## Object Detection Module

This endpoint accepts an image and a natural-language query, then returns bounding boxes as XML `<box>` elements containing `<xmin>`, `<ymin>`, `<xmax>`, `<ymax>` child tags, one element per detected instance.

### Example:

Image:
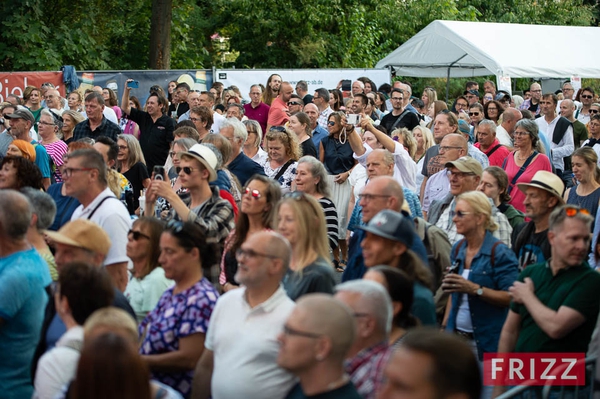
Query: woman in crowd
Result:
<box><xmin>61</xmin><ymin>110</ymin><xmax>85</xmax><ymax>144</ymax></box>
<box><xmin>421</xmin><ymin>87</ymin><xmax>437</xmax><ymax>111</ymax></box>
<box><xmin>442</xmin><ymin>191</ymin><xmax>519</xmax><ymax>372</ymax></box>
<box><xmin>484</xmin><ymin>100</ymin><xmax>504</xmax><ymax>125</ymax></box>
<box><xmin>426</xmin><ymin>100</ymin><xmax>448</xmax><ymax>130</ymax></box>
<box><xmin>294</xmin><ymin>156</ymin><xmax>339</xmax><ymax>256</ymax></box>
<box><xmin>391</xmin><ymin>127</ymin><xmax>417</xmax><ymax>160</ymax></box>
<box><xmin>364</xmin><ymin>79</ymin><xmax>377</xmax><ymax>94</ymax></box>
<box><xmin>564</xmin><ymin>147</ymin><xmax>600</xmax><ymax>218</ymax></box>
<box><xmin>262</xmin><ymin>126</ymin><xmax>301</xmax><ymax>193</ymax></box>
<box><xmin>67</xmin><ymin>91</ymin><xmax>83</xmax><ymax>112</ymax></box>
<box><xmin>477</xmin><ymin>166</ymin><xmax>524</xmax><ymax>229</ymax></box>
<box><xmin>288</xmin><ymin>112</ymin><xmax>317</xmax><ymax>158</ymax></box>
<box><xmin>46</xmin><ymin>142</ymin><xmax>90</xmax><ymax>231</ymax></box>
<box><xmin>503</xmin><ymin>119</ymin><xmax>552</xmax><ymax>213</ymax></box>
<box><xmin>412</xmin><ymin>125</ymin><xmax>434</xmax><ymax>167</ymax></box>
<box><xmin>220</xmin><ymin>175</ymin><xmax>281</xmax><ymax>290</ymax></box>
<box><xmin>329</xmin><ymin>89</ymin><xmax>343</xmax><ymax>112</ymax></box>
<box><xmin>24</xmin><ymin>86</ymin><xmax>43</xmax><ymax>130</ymax></box>
<box><xmin>320</xmin><ymin>111</ymin><xmax>356</xmax><ymax>266</ymax></box>
<box><xmin>140</xmin><ymin>220</ymin><xmax>219</xmax><ymax>398</ymax></box>
<box><xmin>0</xmin><ymin>156</ymin><xmax>44</xmax><ymax>190</ymax></box>
<box><xmin>117</xmin><ymin>134</ymin><xmax>150</xmax><ymax>209</ymax></box>
<box><xmin>374</xmin><ymin>92</ymin><xmax>388</xmax><ymax>116</ymax></box>
<box><xmin>482</xmin><ymin>93</ymin><xmax>494</xmax><ymax>105</ymax></box>
<box><xmin>103</xmin><ymin>87</ymin><xmax>122</xmax><ymax>121</ymax></box>
<box><xmin>125</xmin><ymin>217</ymin><xmax>173</xmax><ymax>323</ymax></box>
<box><xmin>364</xmin><ymin>95</ymin><xmax>379</xmax><ymax>121</ymax></box>
<box><xmin>364</xmin><ymin>266</ymin><xmax>418</xmax><ymax>347</ymax></box>
<box><xmin>277</xmin><ymin>192</ymin><xmax>336</xmax><ymax>300</ymax></box>
<box><xmin>167</xmin><ymin>80</ymin><xmax>177</xmax><ymax>104</ymax></box>
<box><xmin>121</xmin><ymin>96</ymin><xmax>141</xmax><ymax>139</ymax></box>
<box><xmin>6</xmin><ymin>139</ymin><xmax>36</xmax><ymax>162</ymax></box>
<box><xmin>166</xmin><ymin>138</ymin><xmax>197</xmax><ymax>181</ymax></box>
<box><xmin>38</xmin><ymin>109</ymin><xmax>68</xmax><ymax>182</ymax></box>
<box><xmin>242</xmin><ymin>120</ymin><xmax>267</xmax><ymax>164</ymax></box>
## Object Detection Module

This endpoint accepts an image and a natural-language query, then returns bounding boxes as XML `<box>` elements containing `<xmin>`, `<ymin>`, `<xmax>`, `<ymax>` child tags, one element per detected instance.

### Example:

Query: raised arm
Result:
<box><xmin>122</xmin><ymin>80</ymin><xmax>132</xmax><ymax>115</ymax></box>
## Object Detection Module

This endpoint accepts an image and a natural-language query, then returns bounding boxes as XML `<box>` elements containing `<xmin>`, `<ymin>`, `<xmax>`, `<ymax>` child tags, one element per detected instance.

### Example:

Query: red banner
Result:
<box><xmin>0</xmin><ymin>72</ymin><xmax>65</xmax><ymax>102</ymax></box>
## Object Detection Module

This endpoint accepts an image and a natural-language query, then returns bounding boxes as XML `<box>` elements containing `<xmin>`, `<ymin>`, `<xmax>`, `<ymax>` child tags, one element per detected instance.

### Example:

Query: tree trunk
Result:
<box><xmin>149</xmin><ymin>0</ymin><xmax>172</xmax><ymax>69</ymax></box>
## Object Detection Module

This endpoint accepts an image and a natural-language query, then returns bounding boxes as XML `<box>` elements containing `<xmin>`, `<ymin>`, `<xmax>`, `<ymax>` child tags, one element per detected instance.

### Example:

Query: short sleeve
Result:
<box><xmin>562</xmin><ymin>272</ymin><xmax>600</xmax><ymax>319</ymax></box>
<box><xmin>177</xmin><ymin>286</ymin><xmax>218</xmax><ymax>338</ymax></box>
<box><xmin>0</xmin><ymin>268</ymin><xmax>30</xmax><ymax>320</ymax></box>
<box><xmin>34</xmin><ymin>146</ymin><xmax>51</xmax><ymax>178</ymax></box>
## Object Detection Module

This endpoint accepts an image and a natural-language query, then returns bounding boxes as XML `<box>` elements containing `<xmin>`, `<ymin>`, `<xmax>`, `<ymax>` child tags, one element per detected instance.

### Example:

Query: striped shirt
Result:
<box><xmin>318</xmin><ymin>197</ymin><xmax>339</xmax><ymax>251</ymax></box>
<box><xmin>42</xmin><ymin>140</ymin><xmax>68</xmax><ymax>182</ymax></box>
<box><xmin>317</xmin><ymin>106</ymin><xmax>333</xmax><ymax>131</ymax></box>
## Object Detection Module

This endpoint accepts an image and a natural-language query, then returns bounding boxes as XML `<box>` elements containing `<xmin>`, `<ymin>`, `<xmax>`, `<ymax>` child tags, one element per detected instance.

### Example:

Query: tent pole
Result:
<box><xmin>446</xmin><ymin>66</ymin><xmax>451</xmax><ymax>102</ymax></box>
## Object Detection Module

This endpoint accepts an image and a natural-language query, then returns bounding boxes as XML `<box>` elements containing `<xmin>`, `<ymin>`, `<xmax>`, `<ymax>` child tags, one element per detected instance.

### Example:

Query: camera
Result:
<box><xmin>347</xmin><ymin>114</ymin><xmax>361</xmax><ymax>125</ymax></box>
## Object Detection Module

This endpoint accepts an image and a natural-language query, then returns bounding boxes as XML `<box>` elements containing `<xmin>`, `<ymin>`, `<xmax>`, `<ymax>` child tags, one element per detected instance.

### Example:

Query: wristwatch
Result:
<box><xmin>476</xmin><ymin>286</ymin><xmax>484</xmax><ymax>296</ymax></box>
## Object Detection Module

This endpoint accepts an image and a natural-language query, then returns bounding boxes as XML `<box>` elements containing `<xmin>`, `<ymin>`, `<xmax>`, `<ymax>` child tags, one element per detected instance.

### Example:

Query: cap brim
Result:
<box><xmin>356</xmin><ymin>225</ymin><xmax>402</xmax><ymax>243</ymax></box>
<box><xmin>44</xmin><ymin>230</ymin><xmax>87</xmax><ymax>249</ymax></box>
<box><xmin>181</xmin><ymin>152</ymin><xmax>217</xmax><ymax>182</ymax></box>
<box><xmin>517</xmin><ymin>182</ymin><xmax>565</xmax><ymax>204</ymax></box>
<box><xmin>444</xmin><ymin>161</ymin><xmax>471</xmax><ymax>173</ymax></box>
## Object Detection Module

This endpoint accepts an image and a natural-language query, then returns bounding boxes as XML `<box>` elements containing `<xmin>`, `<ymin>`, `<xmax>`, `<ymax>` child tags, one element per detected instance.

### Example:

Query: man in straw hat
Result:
<box><xmin>511</xmin><ymin>170</ymin><xmax>564</xmax><ymax>271</ymax></box>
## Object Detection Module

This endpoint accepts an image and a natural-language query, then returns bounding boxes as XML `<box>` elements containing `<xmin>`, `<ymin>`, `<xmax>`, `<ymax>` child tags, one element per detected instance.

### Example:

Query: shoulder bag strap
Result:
<box><xmin>485</xmin><ymin>144</ymin><xmax>502</xmax><ymax>158</ymax></box>
<box><xmin>390</xmin><ymin>109</ymin><xmax>410</xmax><ymax>131</ymax></box>
<box><xmin>507</xmin><ymin>151</ymin><xmax>538</xmax><ymax>195</ymax></box>
<box><xmin>274</xmin><ymin>159</ymin><xmax>294</xmax><ymax>181</ymax></box>
<box><xmin>87</xmin><ymin>196</ymin><xmax>117</xmax><ymax>220</ymax></box>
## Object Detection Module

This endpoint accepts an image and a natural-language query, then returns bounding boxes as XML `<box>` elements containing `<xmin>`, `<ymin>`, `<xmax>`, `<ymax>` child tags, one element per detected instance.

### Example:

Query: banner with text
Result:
<box><xmin>0</xmin><ymin>72</ymin><xmax>64</xmax><ymax>103</ymax></box>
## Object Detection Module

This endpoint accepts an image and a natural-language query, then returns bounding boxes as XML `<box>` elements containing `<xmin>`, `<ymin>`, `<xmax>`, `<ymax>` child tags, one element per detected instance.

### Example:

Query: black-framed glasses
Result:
<box><xmin>60</xmin><ymin>167</ymin><xmax>95</xmax><ymax>178</ymax></box>
<box><xmin>235</xmin><ymin>248</ymin><xmax>279</xmax><ymax>261</ymax></box>
<box><xmin>190</xmin><ymin>117</ymin><xmax>201</xmax><ymax>123</ymax></box>
<box><xmin>282</xmin><ymin>325</ymin><xmax>322</xmax><ymax>339</ymax></box>
<box><xmin>176</xmin><ymin>166</ymin><xmax>198</xmax><ymax>175</ymax></box>
<box><xmin>468</xmin><ymin>112</ymin><xmax>480</xmax><ymax>116</ymax></box>
<box><xmin>128</xmin><ymin>229</ymin><xmax>150</xmax><ymax>241</ymax></box>
<box><xmin>357</xmin><ymin>193</ymin><xmax>391</xmax><ymax>202</ymax></box>
<box><xmin>391</xmin><ymin>97</ymin><xmax>403</xmax><ymax>101</ymax></box>
<box><xmin>244</xmin><ymin>187</ymin><xmax>262</xmax><ymax>199</ymax></box>
<box><xmin>590</xmin><ymin>110</ymin><xmax>599</xmax><ymax>114</ymax></box>
<box><xmin>118</xmin><ymin>145</ymin><xmax>128</xmax><ymax>150</ymax></box>
<box><xmin>287</xmin><ymin>101</ymin><xmax>302</xmax><ymax>106</ymax></box>
<box><xmin>446</xmin><ymin>170</ymin><xmax>476</xmax><ymax>179</ymax></box>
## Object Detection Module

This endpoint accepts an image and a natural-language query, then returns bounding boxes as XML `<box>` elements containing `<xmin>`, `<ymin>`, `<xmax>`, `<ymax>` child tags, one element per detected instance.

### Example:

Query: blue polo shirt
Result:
<box><xmin>227</xmin><ymin>151</ymin><xmax>266</xmax><ymax>186</ymax></box>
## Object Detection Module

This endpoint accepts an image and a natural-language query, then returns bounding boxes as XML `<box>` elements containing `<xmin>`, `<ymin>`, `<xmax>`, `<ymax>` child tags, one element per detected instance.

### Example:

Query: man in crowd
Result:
<box><xmin>428</xmin><ymin>157</ymin><xmax>512</xmax><ymax>246</ymax></box>
<box><xmin>226</xmin><ymin>103</ymin><xmax>244</xmax><ymax>121</ymax></box>
<box><xmin>335</xmin><ymin>280</ymin><xmax>393</xmax><ymax>399</ymax></box>
<box><xmin>536</xmin><ymin>93</ymin><xmax>574</xmax><ymax>180</ymax></box>
<box><xmin>468</xmin><ymin>103</ymin><xmax>484</xmax><ymax>126</ymax></box>
<box><xmin>465</xmin><ymin>89</ymin><xmax>480</xmax><ymax>106</ymax></box>
<box><xmin>220</xmin><ymin>118</ymin><xmax>266</xmax><ymax>185</ymax></box>
<box><xmin>511</xmin><ymin>170</ymin><xmax>563</xmax><ymax>270</ymax></box>
<box><xmin>73</xmin><ymin>92</ymin><xmax>121</xmax><ymax>142</ymax></box>
<box><xmin>483</xmin><ymin>80</ymin><xmax>496</xmax><ymax>97</ymax></box>
<box><xmin>393</xmin><ymin>81</ymin><xmax>419</xmax><ymax>114</ymax></box>
<box><xmin>198</xmin><ymin>91</ymin><xmax>225</xmax><ymax>133</ymax></box>
<box><xmin>177</xmin><ymin>90</ymin><xmax>202</xmax><ymax>122</ymax></box>
<box><xmin>0</xmin><ymin>103</ymin><xmax>15</xmax><ymax>155</ymax></box>
<box><xmin>560</xmin><ymin>99</ymin><xmax>587</xmax><ymax>148</ymax></box>
<box><xmin>351</xmin><ymin>94</ymin><xmax>368</xmax><ymax>116</ymax></box>
<box><xmin>380</xmin><ymin>88</ymin><xmax>420</xmax><ymax>133</ymax></box>
<box><xmin>44</xmin><ymin>88</ymin><xmax>65</xmax><ymax>115</ymax></box>
<box><xmin>0</xmin><ymin>190</ymin><xmax>51</xmax><ymax>398</ymax></box>
<box><xmin>287</xmin><ymin>95</ymin><xmax>304</xmax><ymax>116</ymax></box>
<box><xmin>243</xmin><ymin>84</ymin><xmax>270</xmax><ymax>133</ymax></box>
<box><xmin>577</xmin><ymin>87</ymin><xmax>595</xmax><ymax>124</ymax></box>
<box><xmin>473</xmin><ymin>119</ymin><xmax>510</xmax><ymax>167</ymax></box>
<box><xmin>122</xmin><ymin>79</ymin><xmax>175</xmax><ymax>173</ymax></box>
<box><xmin>173</xmin><ymin>82</ymin><xmax>191</xmax><ymax>118</ymax></box>
<box><xmin>313</xmin><ymin>88</ymin><xmax>333</xmax><ymax>130</ymax></box>
<box><xmin>519</xmin><ymin>82</ymin><xmax>543</xmax><ymax>117</ymax></box>
<box><xmin>192</xmin><ymin>232</ymin><xmax>296</xmax><ymax>399</ymax></box>
<box><xmin>379</xmin><ymin>329</ymin><xmax>481</xmax><ymax>399</ymax></box>
<box><xmin>495</xmin><ymin>107</ymin><xmax>522</xmax><ymax>146</ymax></box>
<box><xmin>277</xmin><ymin>294</ymin><xmax>361</xmax><ymax>398</ymax></box>
<box><xmin>352</xmin><ymin>80</ymin><xmax>365</xmax><ymax>96</ymax></box>
<box><xmin>5</xmin><ymin>107</ymin><xmax>52</xmax><ymax>189</ymax></box>
<box><xmin>267</xmin><ymin>82</ymin><xmax>294</xmax><ymax>130</ymax></box>
<box><xmin>304</xmin><ymin>103</ymin><xmax>328</xmax><ymax>152</ymax></box>
<box><xmin>63</xmin><ymin>149</ymin><xmax>131</xmax><ymax>291</ymax></box>
<box><xmin>262</xmin><ymin>74</ymin><xmax>282</xmax><ymax>106</ymax></box>
<box><xmin>295</xmin><ymin>80</ymin><xmax>313</xmax><ymax>105</ymax></box>
<box><xmin>496</xmin><ymin>205</ymin><xmax>600</xmax><ymax>395</ymax></box>
<box><xmin>454</xmin><ymin>95</ymin><xmax>469</xmax><ymax>115</ymax></box>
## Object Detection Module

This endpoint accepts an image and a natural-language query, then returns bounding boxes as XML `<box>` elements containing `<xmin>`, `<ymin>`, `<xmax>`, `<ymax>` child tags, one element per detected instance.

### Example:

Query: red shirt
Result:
<box><xmin>267</xmin><ymin>97</ymin><xmax>289</xmax><ymax>127</ymax></box>
<box><xmin>243</xmin><ymin>102</ymin><xmax>270</xmax><ymax>134</ymax></box>
<box><xmin>474</xmin><ymin>138</ymin><xmax>511</xmax><ymax>167</ymax></box>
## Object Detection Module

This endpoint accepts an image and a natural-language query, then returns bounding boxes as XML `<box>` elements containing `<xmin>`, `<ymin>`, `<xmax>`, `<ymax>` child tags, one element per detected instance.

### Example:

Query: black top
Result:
<box><xmin>72</xmin><ymin>116</ymin><xmax>121</xmax><ymax>142</ymax></box>
<box><xmin>127</xmin><ymin>108</ymin><xmax>175</xmax><ymax>173</ymax></box>
<box><xmin>380</xmin><ymin>109</ymin><xmax>420</xmax><ymax>133</ymax></box>
<box><xmin>300</xmin><ymin>138</ymin><xmax>317</xmax><ymax>158</ymax></box>
<box><xmin>321</xmin><ymin>136</ymin><xmax>354</xmax><ymax>175</ymax></box>
<box><xmin>122</xmin><ymin>162</ymin><xmax>150</xmax><ymax>210</ymax></box>
<box><xmin>283</xmin><ymin>258</ymin><xmax>336</xmax><ymax>301</ymax></box>
<box><xmin>285</xmin><ymin>382</ymin><xmax>362</xmax><ymax>399</ymax></box>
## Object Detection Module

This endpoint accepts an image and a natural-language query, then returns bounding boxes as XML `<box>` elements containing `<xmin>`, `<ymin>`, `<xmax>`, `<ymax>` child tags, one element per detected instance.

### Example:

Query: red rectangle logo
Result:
<box><xmin>483</xmin><ymin>353</ymin><xmax>586</xmax><ymax>386</ymax></box>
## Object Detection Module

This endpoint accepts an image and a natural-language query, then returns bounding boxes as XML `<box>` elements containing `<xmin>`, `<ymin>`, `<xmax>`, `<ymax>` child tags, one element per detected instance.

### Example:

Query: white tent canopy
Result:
<box><xmin>376</xmin><ymin>20</ymin><xmax>600</xmax><ymax>78</ymax></box>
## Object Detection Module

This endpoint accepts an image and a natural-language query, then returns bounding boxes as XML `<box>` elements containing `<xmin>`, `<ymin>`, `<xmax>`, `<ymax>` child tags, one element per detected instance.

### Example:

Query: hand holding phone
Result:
<box><xmin>153</xmin><ymin>165</ymin><xmax>165</xmax><ymax>181</ymax></box>
<box><xmin>127</xmin><ymin>80</ymin><xmax>139</xmax><ymax>89</ymax></box>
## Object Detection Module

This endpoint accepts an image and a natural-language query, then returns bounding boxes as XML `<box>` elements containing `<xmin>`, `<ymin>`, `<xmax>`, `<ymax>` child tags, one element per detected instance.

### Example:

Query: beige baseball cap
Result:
<box><xmin>45</xmin><ymin>219</ymin><xmax>111</xmax><ymax>256</ymax></box>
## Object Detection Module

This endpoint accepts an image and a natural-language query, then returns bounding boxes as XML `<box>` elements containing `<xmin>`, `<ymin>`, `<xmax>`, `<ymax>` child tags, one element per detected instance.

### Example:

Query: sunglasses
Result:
<box><xmin>590</xmin><ymin>110</ymin><xmax>599</xmax><ymax>114</ymax></box>
<box><xmin>582</xmin><ymin>95</ymin><xmax>593</xmax><ymax>99</ymax></box>
<box><xmin>128</xmin><ymin>229</ymin><xmax>150</xmax><ymax>241</ymax></box>
<box><xmin>244</xmin><ymin>187</ymin><xmax>262</xmax><ymax>199</ymax></box>
<box><xmin>328</xmin><ymin>121</ymin><xmax>336</xmax><ymax>126</ymax></box>
<box><xmin>563</xmin><ymin>206</ymin><xmax>590</xmax><ymax>217</ymax></box>
<box><xmin>287</xmin><ymin>102</ymin><xmax>302</xmax><ymax>106</ymax></box>
<box><xmin>453</xmin><ymin>210</ymin><xmax>472</xmax><ymax>218</ymax></box>
<box><xmin>468</xmin><ymin>112</ymin><xmax>480</xmax><ymax>116</ymax></box>
<box><xmin>176</xmin><ymin>166</ymin><xmax>198</xmax><ymax>175</ymax></box>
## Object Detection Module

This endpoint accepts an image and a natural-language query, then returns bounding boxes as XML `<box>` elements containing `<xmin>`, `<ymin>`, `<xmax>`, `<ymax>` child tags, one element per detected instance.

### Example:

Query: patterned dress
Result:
<box><xmin>139</xmin><ymin>278</ymin><xmax>219</xmax><ymax>397</ymax></box>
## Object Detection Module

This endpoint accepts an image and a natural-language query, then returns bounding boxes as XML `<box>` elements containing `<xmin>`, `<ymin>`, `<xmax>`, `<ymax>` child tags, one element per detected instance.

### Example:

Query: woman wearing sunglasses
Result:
<box><xmin>124</xmin><ymin>217</ymin><xmax>174</xmax><ymax>323</ymax></box>
<box><xmin>441</xmin><ymin>191</ymin><xmax>518</xmax><ymax>390</ymax></box>
<box><xmin>276</xmin><ymin>192</ymin><xmax>336</xmax><ymax>301</ymax></box>
<box><xmin>219</xmin><ymin>175</ymin><xmax>282</xmax><ymax>291</ymax></box>
<box><xmin>139</xmin><ymin>220</ymin><xmax>219</xmax><ymax>398</ymax></box>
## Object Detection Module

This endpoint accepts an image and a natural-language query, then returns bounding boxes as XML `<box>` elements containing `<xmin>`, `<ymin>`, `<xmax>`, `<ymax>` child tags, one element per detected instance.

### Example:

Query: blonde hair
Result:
<box><xmin>117</xmin><ymin>134</ymin><xmax>146</xmax><ymax>169</ymax></box>
<box><xmin>391</xmin><ymin>127</ymin><xmax>417</xmax><ymax>158</ymax></box>
<box><xmin>265</xmin><ymin>127</ymin><xmax>302</xmax><ymax>161</ymax></box>
<box><xmin>275</xmin><ymin>193</ymin><xmax>330</xmax><ymax>271</ymax></box>
<box><xmin>456</xmin><ymin>191</ymin><xmax>498</xmax><ymax>232</ymax></box>
<box><xmin>83</xmin><ymin>307</ymin><xmax>138</xmax><ymax>343</ymax></box>
<box><xmin>412</xmin><ymin>125</ymin><xmax>434</xmax><ymax>153</ymax></box>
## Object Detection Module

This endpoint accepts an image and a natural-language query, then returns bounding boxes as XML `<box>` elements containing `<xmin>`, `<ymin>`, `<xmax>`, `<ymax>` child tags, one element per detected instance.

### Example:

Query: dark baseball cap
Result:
<box><xmin>4</xmin><ymin>108</ymin><xmax>35</xmax><ymax>124</ymax></box>
<box><xmin>465</xmin><ymin>89</ymin><xmax>480</xmax><ymax>97</ymax></box>
<box><xmin>357</xmin><ymin>209</ymin><xmax>414</xmax><ymax>248</ymax></box>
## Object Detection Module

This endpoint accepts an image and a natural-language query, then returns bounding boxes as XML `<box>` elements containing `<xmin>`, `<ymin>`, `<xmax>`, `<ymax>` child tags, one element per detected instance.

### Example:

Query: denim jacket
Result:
<box><xmin>446</xmin><ymin>231</ymin><xmax>519</xmax><ymax>360</ymax></box>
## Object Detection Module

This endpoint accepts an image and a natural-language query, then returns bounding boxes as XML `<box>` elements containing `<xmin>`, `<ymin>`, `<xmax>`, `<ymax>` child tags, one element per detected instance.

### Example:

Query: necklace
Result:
<box><xmin>516</xmin><ymin>150</ymin><xmax>533</xmax><ymax>161</ymax></box>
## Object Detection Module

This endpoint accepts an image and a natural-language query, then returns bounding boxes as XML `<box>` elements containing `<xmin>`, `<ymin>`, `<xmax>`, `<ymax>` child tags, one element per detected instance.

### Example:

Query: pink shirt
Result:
<box><xmin>267</xmin><ymin>97</ymin><xmax>289</xmax><ymax>127</ymax></box>
<box><xmin>504</xmin><ymin>151</ymin><xmax>552</xmax><ymax>212</ymax></box>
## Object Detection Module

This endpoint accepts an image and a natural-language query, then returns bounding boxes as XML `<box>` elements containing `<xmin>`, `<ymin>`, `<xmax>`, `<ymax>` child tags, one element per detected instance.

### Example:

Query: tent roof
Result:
<box><xmin>376</xmin><ymin>20</ymin><xmax>600</xmax><ymax>78</ymax></box>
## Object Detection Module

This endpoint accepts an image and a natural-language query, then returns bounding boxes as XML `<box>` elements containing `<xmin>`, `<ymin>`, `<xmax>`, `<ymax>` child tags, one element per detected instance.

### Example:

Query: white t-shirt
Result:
<box><xmin>495</xmin><ymin>125</ymin><xmax>512</xmax><ymax>146</ymax></box>
<box><xmin>455</xmin><ymin>269</ymin><xmax>473</xmax><ymax>332</ymax></box>
<box><xmin>81</xmin><ymin>107</ymin><xmax>118</xmax><ymax>125</ymax></box>
<box><xmin>124</xmin><ymin>267</ymin><xmax>174</xmax><ymax>323</ymax></box>
<box><xmin>206</xmin><ymin>286</ymin><xmax>297</xmax><ymax>399</ymax></box>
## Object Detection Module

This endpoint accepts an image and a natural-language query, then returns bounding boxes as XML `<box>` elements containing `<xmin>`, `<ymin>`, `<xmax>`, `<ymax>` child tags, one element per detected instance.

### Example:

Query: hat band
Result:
<box><xmin>529</xmin><ymin>179</ymin><xmax>560</xmax><ymax>196</ymax></box>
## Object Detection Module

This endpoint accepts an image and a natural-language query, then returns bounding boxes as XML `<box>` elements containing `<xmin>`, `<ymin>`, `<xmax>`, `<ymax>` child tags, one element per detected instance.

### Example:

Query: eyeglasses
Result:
<box><xmin>468</xmin><ymin>112</ymin><xmax>480</xmax><ymax>116</ymax></box>
<box><xmin>447</xmin><ymin>170</ymin><xmax>476</xmax><ymax>179</ymax></box>
<box><xmin>244</xmin><ymin>187</ymin><xmax>262</xmax><ymax>199</ymax></box>
<box><xmin>591</xmin><ymin>110</ymin><xmax>600</xmax><ymax>114</ymax></box>
<box><xmin>513</xmin><ymin>131</ymin><xmax>529</xmax><ymax>137</ymax></box>
<box><xmin>60</xmin><ymin>167</ymin><xmax>95</xmax><ymax>178</ymax></box>
<box><xmin>453</xmin><ymin>210</ymin><xmax>472</xmax><ymax>218</ymax></box>
<box><xmin>287</xmin><ymin>102</ymin><xmax>302</xmax><ymax>106</ymax></box>
<box><xmin>456</xmin><ymin>103</ymin><xmax>468</xmax><ymax>108</ymax></box>
<box><xmin>582</xmin><ymin>95</ymin><xmax>593</xmax><ymax>99</ymax></box>
<box><xmin>282</xmin><ymin>325</ymin><xmax>322</xmax><ymax>339</ymax></box>
<box><xmin>327</xmin><ymin>121</ymin><xmax>336</xmax><ymax>126</ymax></box>
<box><xmin>353</xmin><ymin>312</ymin><xmax>370</xmax><ymax>318</ymax></box>
<box><xmin>37</xmin><ymin>121</ymin><xmax>55</xmax><ymax>126</ymax></box>
<box><xmin>439</xmin><ymin>146</ymin><xmax>462</xmax><ymax>152</ymax></box>
<box><xmin>235</xmin><ymin>248</ymin><xmax>278</xmax><ymax>261</ymax></box>
<box><xmin>487</xmin><ymin>107</ymin><xmax>497</xmax><ymax>111</ymax></box>
<box><xmin>118</xmin><ymin>145</ymin><xmax>128</xmax><ymax>150</ymax></box>
<box><xmin>391</xmin><ymin>97</ymin><xmax>403</xmax><ymax>101</ymax></box>
<box><xmin>128</xmin><ymin>229</ymin><xmax>150</xmax><ymax>241</ymax></box>
<box><xmin>176</xmin><ymin>166</ymin><xmax>198</xmax><ymax>175</ymax></box>
<box><xmin>563</xmin><ymin>206</ymin><xmax>590</xmax><ymax>217</ymax></box>
<box><xmin>358</xmin><ymin>193</ymin><xmax>391</xmax><ymax>202</ymax></box>
<box><xmin>531</xmin><ymin>90</ymin><xmax>542</xmax><ymax>93</ymax></box>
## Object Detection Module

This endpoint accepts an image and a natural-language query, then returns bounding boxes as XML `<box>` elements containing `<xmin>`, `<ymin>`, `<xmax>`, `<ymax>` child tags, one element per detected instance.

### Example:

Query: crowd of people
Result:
<box><xmin>1</xmin><ymin>76</ymin><xmax>600</xmax><ymax>399</ymax></box>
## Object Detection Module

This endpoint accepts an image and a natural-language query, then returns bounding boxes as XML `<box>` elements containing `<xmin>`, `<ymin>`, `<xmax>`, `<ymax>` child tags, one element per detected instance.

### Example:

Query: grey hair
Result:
<box><xmin>243</xmin><ymin>120</ymin><xmax>263</xmax><ymax>149</ymax></box>
<box><xmin>69</xmin><ymin>149</ymin><xmax>108</xmax><ymax>186</ymax></box>
<box><xmin>335</xmin><ymin>279</ymin><xmax>393</xmax><ymax>335</ymax></box>
<box><xmin>478</xmin><ymin>119</ymin><xmax>497</xmax><ymax>134</ymax></box>
<box><xmin>515</xmin><ymin>119</ymin><xmax>542</xmax><ymax>152</ymax></box>
<box><xmin>221</xmin><ymin>117</ymin><xmax>248</xmax><ymax>143</ymax></box>
<box><xmin>202</xmin><ymin>142</ymin><xmax>224</xmax><ymax>169</ymax></box>
<box><xmin>353</xmin><ymin>80</ymin><xmax>365</xmax><ymax>89</ymax></box>
<box><xmin>227</xmin><ymin>103</ymin><xmax>245</xmax><ymax>116</ymax></box>
<box><xmin>0</xmin><ymin>190</ymin><xmax>32</xmax><ymax>239</ymax></box>
<box><xmin>297</xmin><ymin>156</ymin><xmax>331</xmax><ymax>197</ymax></box>
<box><xmin>549</xmin><ymin>205</ymin><xmax>594</xmax><ymax>232</ymax></box>
<box><xmin>41</xmin><ymin>108</ymin><xmax>63</xmax><ymax>131</ymax></box>
<box><xmin>20</xmin><ymin>187</ymin><xmax>57</xmax><ymax>230</ymax></box>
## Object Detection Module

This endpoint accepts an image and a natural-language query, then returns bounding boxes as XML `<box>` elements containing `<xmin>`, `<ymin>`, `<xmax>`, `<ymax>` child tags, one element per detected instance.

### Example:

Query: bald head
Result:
<box><xmin>262</xmin><ymin>231</ymin><xmax>292</xmax><ymax>272</ymax></box>
<box><xmin>45</xmin><ymin>89</ymin><xmax>62</xmax><ymax>109</ymax></box>
<box><xmin>366</xmin><ymin>149</ymin><xmax>394</xmax><ymax>178</ymax></box>
<box><xmin>296</xmin><ymin>294</ymin><xmax>356</xmax><ymax>360</ymax></box>
<box><xmin>92</xmin><ymin>86</ymin><xmax>103</xmax><ymax>94</ymax></box>
<box><xmin>0</xmin><ymin>190</ymin><xmax>32</xmax><ymax>240</ymax></box>
<box><xmin>501</xmin><ymin>107</ymin><xmax>522</xmax><ymax>133</ymax></box>
<box><xmin>560</xmin><ymin>99</ymin><xmax>576</xmax><ymax>119</ymax></box>
<box><xmin>372</xmin><ymin>176</ymin><xmax>404</xmax><ymax>211</ymax></box>
<box><xmin>443</xmin><ymin>133</ymin><xmax>468</xmax><ymax>151</ymax></box>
